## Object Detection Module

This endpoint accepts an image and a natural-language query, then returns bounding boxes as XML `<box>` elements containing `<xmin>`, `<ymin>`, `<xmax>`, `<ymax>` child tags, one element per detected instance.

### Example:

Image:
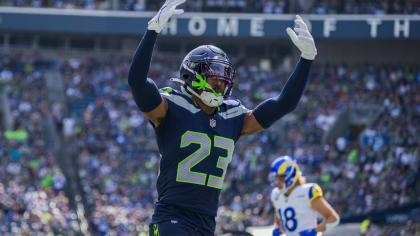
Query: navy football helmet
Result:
<box><xmin>172</xmin><ymin>45</ymin><xmax>235</xmax><ymax>107</ymax></box>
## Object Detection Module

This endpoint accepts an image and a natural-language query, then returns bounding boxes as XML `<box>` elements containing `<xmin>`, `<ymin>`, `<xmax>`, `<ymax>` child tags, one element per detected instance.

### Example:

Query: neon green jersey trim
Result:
<box><xmin>159</xmin><ymin>87</ymin><xmax>173</xmax><ymax>93</ymax></box>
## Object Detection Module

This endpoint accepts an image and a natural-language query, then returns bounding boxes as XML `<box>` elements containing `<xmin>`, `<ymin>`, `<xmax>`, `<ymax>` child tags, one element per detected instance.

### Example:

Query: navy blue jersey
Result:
<box><xmin>152</xmin><ymin>87</ymin><xmax>247</xmax><ymax>221</ymax></box>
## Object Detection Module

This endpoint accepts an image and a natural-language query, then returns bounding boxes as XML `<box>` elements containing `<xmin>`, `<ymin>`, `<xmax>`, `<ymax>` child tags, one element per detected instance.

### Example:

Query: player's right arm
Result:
<box><xmin>128</xmin><ymin>0</ymin><xmax>185</xmax><ymax>127</ymax></box>
<box><xmin>309</xmin><ymin>184</ymin><xmax>340</xmax><ymax>234</ymax></box>
<box><xmin>240</xmin><ymin>15</ymin><xmax>316</xmax><ymax>137</ymax></box>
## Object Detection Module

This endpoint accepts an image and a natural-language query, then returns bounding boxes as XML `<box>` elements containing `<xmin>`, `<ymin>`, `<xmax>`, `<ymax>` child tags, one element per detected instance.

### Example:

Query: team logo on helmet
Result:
<box><xmin>269</xmin><ymin>156</ymin><xmax>302</xmax><ymax>194</ymax></box>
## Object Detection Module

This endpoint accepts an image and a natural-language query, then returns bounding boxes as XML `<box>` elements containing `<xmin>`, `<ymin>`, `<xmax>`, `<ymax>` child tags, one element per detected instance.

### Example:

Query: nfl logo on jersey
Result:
<box><xmin>210</xmin><ymin>118</ymin><xmax>217</xmax><ymax>128</ymax></box>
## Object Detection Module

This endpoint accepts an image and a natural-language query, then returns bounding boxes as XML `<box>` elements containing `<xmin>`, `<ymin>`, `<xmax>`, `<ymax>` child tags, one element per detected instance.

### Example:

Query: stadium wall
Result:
<box><xmin>1</xmin><ymin>7</ymin><xmax>420</xmax><ymax>38</ymax></box>
<box><xmin>2</xmin><ymin>7</ymin><xmax>419</xmax><ymax>63</ymax></box>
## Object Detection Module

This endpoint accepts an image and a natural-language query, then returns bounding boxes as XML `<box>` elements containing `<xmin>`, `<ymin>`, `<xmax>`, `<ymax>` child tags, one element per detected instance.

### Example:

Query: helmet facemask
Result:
<box><xmin>190</xmin><ymin>72</ymin><xmax>224</xmax><ymax>107</ymax></box>
<box><xmin>175</xmin><ymin>59</ymin><xmax>235</xmax><ymax>108</ymax></box>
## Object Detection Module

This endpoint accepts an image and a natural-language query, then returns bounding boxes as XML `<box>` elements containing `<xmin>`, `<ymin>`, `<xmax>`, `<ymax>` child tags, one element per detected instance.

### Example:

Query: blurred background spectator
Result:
<box><xmin>0</xmin><ymin>53</ymin><xmax>79</xmax><ymax>235</ymax></box>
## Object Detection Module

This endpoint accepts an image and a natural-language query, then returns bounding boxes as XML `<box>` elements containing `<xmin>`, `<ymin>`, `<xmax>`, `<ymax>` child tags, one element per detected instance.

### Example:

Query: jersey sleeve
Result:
<box><xmin>308</xmin><ymin>184</ymin><xmax>323</xmax><ymax>205</ymax></box>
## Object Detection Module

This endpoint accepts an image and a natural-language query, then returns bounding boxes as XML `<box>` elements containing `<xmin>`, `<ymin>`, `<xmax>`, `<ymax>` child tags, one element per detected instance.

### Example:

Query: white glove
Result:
<box><xmin>148</xmin><ymin>0</ymin><xmax>185</xmax><ymax>33</ymax></box>
<box><xmin>286</xmin><ymin>15</ymin><xmax>317</xmax><ymax>60</ymax></box>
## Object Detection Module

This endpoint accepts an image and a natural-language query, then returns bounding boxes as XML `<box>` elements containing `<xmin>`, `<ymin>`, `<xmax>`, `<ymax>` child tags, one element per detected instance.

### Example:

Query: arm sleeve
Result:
<box><xmin>252</xmin><ymin>58</ymin><xmax>312</xmax><ymax>129</ymax></box>
<box><xmin>128</xmin><ymin>30</ymin><xmax>163</xmax><ymax>113</ymax></box>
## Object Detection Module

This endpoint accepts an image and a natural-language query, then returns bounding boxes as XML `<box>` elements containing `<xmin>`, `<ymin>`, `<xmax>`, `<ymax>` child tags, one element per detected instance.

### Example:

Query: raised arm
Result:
<box><xmin>128</xmin><ymin>0</ymin><xmax>185</xmax><ymax>127</ymax></box>
<box><xmin>241</xmin><ymin>15</ymin><xmax>317</xmax><ymax>137</ymax></box>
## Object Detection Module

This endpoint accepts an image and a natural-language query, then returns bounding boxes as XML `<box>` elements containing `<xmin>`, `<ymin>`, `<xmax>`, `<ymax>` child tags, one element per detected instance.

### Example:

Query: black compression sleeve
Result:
<box><xmin>252</xmin><ymin>58</ymin><xmax>312</xmax><ymax>129</ymax></box>
<box><xmin>128</xmin><ymin>30</ymin><xmax>163</xmax><ymax>112</ymax></box>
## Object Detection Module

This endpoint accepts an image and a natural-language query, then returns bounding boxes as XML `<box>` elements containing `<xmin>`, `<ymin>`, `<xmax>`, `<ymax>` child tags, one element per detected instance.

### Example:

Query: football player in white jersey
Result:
<box><xmin>269</xmin><ymin>156</ymin><xmax>340</xmax><ymax>236</ymax></box>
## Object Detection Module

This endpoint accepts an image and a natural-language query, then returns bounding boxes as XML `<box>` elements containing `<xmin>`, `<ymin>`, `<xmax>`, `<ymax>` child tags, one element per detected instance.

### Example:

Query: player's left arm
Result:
<box><xmin>240</xmin><ymin>15</ymin><xmax>316</xmax><ymax>137</ymax></box>
<box><xmin>270</xmin><ymin>190</ymin><xmax>286</xmax><ymax>236</ymax></box>
<box><xmin>310</xmin><ymin>185</ymin><xmax>340</xmax><ymax>233</ymax></box>
<box><xmin>273</xmin><ymin>212</ymin><xmax>287</xmax><ymax>236</ymax></box>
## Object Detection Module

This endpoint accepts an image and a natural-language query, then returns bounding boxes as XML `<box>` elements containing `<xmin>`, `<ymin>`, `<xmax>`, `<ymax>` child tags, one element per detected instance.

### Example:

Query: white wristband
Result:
<box><xmin>325</xmin><ymin>217</ymin><xmax>340</xmax><ymax>231</ymax></box>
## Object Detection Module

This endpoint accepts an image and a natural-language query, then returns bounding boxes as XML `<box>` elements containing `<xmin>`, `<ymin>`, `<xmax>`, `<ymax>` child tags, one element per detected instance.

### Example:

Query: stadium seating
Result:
<box><xmin>0</xmin><ymin>53</ymin><xmax>78</xmax><ymax>235</ymax></box>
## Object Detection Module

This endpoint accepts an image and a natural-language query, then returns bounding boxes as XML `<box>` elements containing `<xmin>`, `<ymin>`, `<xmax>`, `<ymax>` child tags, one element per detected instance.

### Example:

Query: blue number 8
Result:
<box><xmin>278</xmin><ymin>207</ymin><xmax>297</xmax><ymax>232</ymax></box>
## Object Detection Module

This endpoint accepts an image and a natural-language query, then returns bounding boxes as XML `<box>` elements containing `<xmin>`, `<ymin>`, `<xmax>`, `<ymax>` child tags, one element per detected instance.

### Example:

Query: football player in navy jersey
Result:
<box><xmin>128</xmin><ymin>0</ymin><xmax>317</xmax><ymax>235</ymax></box>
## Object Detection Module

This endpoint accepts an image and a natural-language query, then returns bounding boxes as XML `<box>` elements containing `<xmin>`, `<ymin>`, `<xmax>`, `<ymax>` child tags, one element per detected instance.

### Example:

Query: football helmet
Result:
<box><xmin>171</xmin><ymin>45</ymin><xmax>235</xmax><ymax>107</ymax></box>
<box><xmin>269</xmin><ymin>156</ymin><xmax>302</xmax><ymax>194</ymax></box>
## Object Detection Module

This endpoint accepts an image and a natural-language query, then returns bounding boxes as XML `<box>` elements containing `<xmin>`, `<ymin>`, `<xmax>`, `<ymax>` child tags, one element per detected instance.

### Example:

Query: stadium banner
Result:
<box><xmin>1</xmin><ymin>7</ymin><xmax>420</xmax><ymax>38</ymax></box>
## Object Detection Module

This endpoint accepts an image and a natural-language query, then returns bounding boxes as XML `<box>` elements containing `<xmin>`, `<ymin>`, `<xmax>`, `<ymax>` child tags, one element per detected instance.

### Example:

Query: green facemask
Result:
<box><xmin>191</xmin><ymin>74</ymin><xmax>222</xmax><ymax>97</ymax></box>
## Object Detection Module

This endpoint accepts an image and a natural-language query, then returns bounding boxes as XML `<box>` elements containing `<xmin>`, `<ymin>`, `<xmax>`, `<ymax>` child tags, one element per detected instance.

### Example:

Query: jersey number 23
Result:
<box><xmin>176</xmin><ymin>131</ymin><xmax>234</xmax><ymax>190</ymax></box>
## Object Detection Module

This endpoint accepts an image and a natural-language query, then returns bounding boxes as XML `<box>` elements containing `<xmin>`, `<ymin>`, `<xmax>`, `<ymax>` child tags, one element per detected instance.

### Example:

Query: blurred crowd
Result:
<box><xmin>0</xmin><ymin>53</ymin><xmax>79</xmax><ymax>235</ymax></box>
<box><xmin>1</xmin><ymin>50</ymin><xmax>419</xmax><ymax>235</ymax></box>
<box><xmin>61</xmin><ymin>56</ymin><xmax>156</xmax><ymax>234</ymax></box>
<box><xmin>218</xmin><ymin>59</ymin><xmax>420</xmax><ymax>233</ymax></box>
<box><xmin>58</xmin><ymin>53</ymin><xmax>420</xmax><ymax>234</ymax></box>
<box><xmin>1</xmin><ymin>0</ymin><xmax>420</xmax><ymax>14</ymax></box>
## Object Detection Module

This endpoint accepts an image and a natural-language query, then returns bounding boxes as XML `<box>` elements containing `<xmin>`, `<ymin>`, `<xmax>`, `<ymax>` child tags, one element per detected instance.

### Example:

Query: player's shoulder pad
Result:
<box><xmin>159</xmin><ymin>87</ymin><xmax>199</xmax><ymax>113</ymax></box>
<box><xmin>159</xmin><ymin>87</ymin><xmax>176</xmax><ymax>95</ymax></box>
<box><xmin>159</xmin><ymin>87</ymin><xmax>189</xmax><ymax>99</ymax></box>
<box><xmin>223</xmin><ymin>98</ymin><xmax>240</xmax><ymax>106</ymax></box>
<box><xmin>223</xmin><ymin>98</ymin><xmax>248</xmax><ymax>108</ymax></box>
<box><xmin>220</xmin><ymin>98</ymin><xmax>249</xmax><ymax>119</ymax></box>
<box><xmin>308</xmin><ymin>183</ymin><xmax>323</xmax><ymax>205</ymax></box>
